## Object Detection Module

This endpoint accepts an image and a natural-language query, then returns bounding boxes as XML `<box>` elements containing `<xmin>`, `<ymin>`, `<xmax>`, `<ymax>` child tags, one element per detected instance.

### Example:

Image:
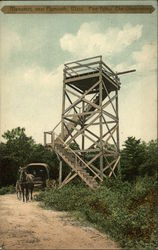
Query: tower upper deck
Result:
<box><xmin>64</xmin><ymin>55</ymin><xmax>121</xmax><ymax>94</ymax></box>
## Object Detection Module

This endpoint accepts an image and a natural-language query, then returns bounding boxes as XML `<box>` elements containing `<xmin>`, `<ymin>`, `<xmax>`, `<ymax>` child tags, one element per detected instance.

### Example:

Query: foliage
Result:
<box><xmin>35</xmin><ymin>177</ymin><xmax>158</xmax><ymax>249</ymax></box>
<box><xmin>69</xmin><ymin>142</ymin><xmax>80</xmax><ymax>150</ymax></box>
<box><xmin>139</xmin><ymin>140</ymin><xmax>158</xmax><ymax>177</ymax></box>
<box><xmin>0</xmin><ymin>127</ymin><xmax>79</xmax><ymax>187</ymax></box>
<box><xmin>2</xmin><ymin>127</ymin><xmax>35</xmax><ymax>166</ymax></box>
<box><xmin>0</xmin><ymin>127</ymin><xmax>59</xmax><ymax>187</ymax></box>
<box><xmin>1</xmin><ymin>128</ymin><xmax>157</xmax><ymax>187</ymax></box>
<box><xmin>0</xmin><ymin>185</ymin><xmax>15</xmax><ymax>195</ymax></box>
<box><xmin>0</xmin><ymin>142</ymin><xmax>19</xmax><ymax>187</ymax></box>
<box><xmin>120</xmin><ymin>137</ymin><xmax>158</xmax><ymax>181</ymax></box>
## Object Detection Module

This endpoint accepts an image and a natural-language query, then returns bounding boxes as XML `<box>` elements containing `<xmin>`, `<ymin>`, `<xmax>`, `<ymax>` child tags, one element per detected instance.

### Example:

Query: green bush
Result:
<box><xmin>35</xmin><ymin>177</ymin><xmax>158</xmax><ymax>249</ymax></box>
<box><xmin>0</xmin><ymin>185</ymin><xmax>15</xmax><ymax>195</ymax></box>
<box><xmin>120</xmin><ymin>138</ymin><xmax>158</xmax><ymax>181</ymax></box>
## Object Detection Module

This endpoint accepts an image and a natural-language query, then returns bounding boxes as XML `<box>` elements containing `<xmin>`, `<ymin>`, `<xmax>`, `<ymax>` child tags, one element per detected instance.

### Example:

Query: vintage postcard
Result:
<box><xmin>0</xmin><ymin>0</ymin><xmax>157</xmax><ymax>249</ymax></box>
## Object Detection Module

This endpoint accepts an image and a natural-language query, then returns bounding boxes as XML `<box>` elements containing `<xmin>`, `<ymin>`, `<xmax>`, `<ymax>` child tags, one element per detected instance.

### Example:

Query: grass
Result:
<box><xmin>35</xmin><ymin>176</ymin><xmax>158</xmax><ymax>249</ymax></box>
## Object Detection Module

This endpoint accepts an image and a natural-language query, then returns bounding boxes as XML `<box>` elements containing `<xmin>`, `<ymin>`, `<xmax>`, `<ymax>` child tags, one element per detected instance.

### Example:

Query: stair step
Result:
<box><xmin>55</xmin><ymin>143</ymin><xmax>100</xmax><ymax>190</ymax></box>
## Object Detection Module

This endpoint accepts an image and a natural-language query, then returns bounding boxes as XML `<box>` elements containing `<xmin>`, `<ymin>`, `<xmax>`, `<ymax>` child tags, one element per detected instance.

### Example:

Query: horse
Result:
<box><xmin>20</xmin><ymin>171</ymin><xmax>34</xmax><ymax>202</ymax></box>
<box><xmin>25</xmin><ymin>173</ymin><xmax>34</xmax><ymax>201</ymax></box>
<box><xmin>15</xmin><ymin>180</ymin><xmax>22</xmax><ymax>200</ymax></box>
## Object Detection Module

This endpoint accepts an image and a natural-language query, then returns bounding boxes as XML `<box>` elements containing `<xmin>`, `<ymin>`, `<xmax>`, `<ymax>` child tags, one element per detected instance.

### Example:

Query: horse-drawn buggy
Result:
<box><xmin>16</xmin><ymin>163</ymin><xmax>49</xmax><ymax>202</ymax></box>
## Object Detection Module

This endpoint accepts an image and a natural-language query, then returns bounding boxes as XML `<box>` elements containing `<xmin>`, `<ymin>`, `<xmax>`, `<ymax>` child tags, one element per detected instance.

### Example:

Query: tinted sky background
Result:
<box><xmin>0</xmin><ymin>0</ymin><xmax>157</xmax><ymax>146</ymax></box>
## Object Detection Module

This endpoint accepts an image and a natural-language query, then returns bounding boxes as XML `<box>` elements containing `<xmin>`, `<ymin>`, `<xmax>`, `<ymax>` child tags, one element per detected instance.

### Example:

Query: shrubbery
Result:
<box><xmin>35</xmin><ymin>177</ymin><xmax>158</xmax><ymax>249</ymax></box>
<box><xmin>0</xmin><ymin>185</ymin><xmax>15</xmax><ymax>195</ymax></box>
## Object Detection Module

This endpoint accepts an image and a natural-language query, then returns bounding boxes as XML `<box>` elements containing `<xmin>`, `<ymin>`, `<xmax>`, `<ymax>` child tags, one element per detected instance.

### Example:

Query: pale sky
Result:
<box><xmin>0</xmin><ymin>0</ymin><xmax>157</xmax><ymax>146</ymax></box>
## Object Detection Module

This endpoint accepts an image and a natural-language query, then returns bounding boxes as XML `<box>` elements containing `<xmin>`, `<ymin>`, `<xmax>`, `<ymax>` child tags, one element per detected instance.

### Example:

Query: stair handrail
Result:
<box><xmin>51</xmin><ymin>120</ymin><xmax>62</xmax><ymax>133</ymax></box>
<box><xmin>51</xmin><ymin>107</ymin><xmax>75</xmax><ymax>133</ymax></box>
<box><xmin>53</xmin><ymin>132</ymin><xmax>103</xmax><ymax>182</ymax></box>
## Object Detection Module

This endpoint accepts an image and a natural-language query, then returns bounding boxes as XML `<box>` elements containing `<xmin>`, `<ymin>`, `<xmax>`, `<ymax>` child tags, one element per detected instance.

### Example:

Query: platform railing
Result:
<box><xmin>64</xmin><ymin>56</ymin><xmax>101</xmax><ymax>77</ymax></box>
<box><xmin>65</xmin><ymin>61</ymin><xmax>100</xmax><ymax>78</ymax></box>
<box><xmin>64</xmin><ymin>55</ymin><xmax>120</xmax><ymax>85</ymax></box>
<box><xmin>65</xmin><ymin>55</ymin><xmax>102</xmax><ymax>67</ymax></box>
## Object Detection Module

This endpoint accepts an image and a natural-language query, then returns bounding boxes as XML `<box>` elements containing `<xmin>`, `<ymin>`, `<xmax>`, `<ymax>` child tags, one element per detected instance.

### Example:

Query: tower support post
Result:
<box><xmin>99</xmin><ymin>59</ymin><xmax>103</xmax><ymax>179</ymax></box>
<box><xmin>61</xmin><ymin>69</ymin><xmax>66</xmax><ymax>139</ymax></box>
<box><xmin>59</xmin><ymin>160</ymin><xmax>63</xmax><ymax>186</ymax></box>
<box><xmin>116</xmin><ymin>89</ymin><xmax>121</xmax><ymax>179</ymax></box>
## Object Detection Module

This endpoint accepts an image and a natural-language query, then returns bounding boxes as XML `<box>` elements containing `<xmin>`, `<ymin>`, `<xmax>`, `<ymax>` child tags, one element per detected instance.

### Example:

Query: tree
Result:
<box><xmin>2</xmin><ymin>127</ymin><xmax>35</xmax><ymax>166</ymax></box>
<box><xmin>120</xmin><ymin>137</ymin><xmax>146</xmax><ymax>181</ymax></box>
<box><xmin>0</xmin><ymin>127</ymin><xmax>60</xmax><ymax>187</ymax></box>
<box><xmin>120</xmin><ymin>137</ymin><xmax>158</xmax><ymax>181</ymax></box>
<box><xmin>0</xmin><ymin>142</ymin><xmax>18</xmax><ymax>187</ymax></box>
<box><xmin>0</xmin><ymin>127</ymin><xmax>35</xmax><ymax>187</ymax></box>
<box><xmin>138</xmin><ymin>140</ymin><xmax>158</xmax><ymax>177</ymax></box>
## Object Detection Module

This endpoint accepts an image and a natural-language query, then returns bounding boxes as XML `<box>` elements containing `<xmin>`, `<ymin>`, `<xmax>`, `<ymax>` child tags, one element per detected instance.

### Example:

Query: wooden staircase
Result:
<box><xmin>55</xmin><ymin>144</ymin><xmax>99</xmax><ymax>190</ymax></box>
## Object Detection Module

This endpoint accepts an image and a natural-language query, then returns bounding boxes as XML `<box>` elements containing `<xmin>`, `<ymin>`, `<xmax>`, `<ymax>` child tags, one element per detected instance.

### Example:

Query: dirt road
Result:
<box><xmin>0</xmin><ymin>194</ymin><xmax>118</xmax><ymax>249</ymax></box>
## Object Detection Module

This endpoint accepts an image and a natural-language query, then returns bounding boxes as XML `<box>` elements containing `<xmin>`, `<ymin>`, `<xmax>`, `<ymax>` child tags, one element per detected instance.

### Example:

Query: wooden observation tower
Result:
<box><xmin>44</xmin><ymin>56</ymin><xmax>135</xmax><ymax>190</ymax></box>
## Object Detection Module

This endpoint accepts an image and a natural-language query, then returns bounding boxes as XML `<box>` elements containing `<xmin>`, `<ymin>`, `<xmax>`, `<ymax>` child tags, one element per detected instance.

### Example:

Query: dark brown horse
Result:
<box><xmin>26</xmin><ymin>173</ymin><xmax>34</xmax><ymax>201</ymax></box>
<box><xmin>20</xmin><ymin>171</ymin><xmax>34</xmax><ymax>202</ymax></box>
